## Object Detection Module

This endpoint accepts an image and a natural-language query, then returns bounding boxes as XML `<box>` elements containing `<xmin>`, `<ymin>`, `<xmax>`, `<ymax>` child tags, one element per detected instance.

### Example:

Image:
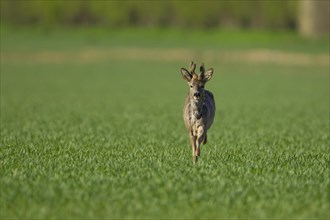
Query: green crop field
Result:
<box><xmin>1</xmin><ymin>28</ymin><xmax>329</xmax><ymax>219</ymax></box>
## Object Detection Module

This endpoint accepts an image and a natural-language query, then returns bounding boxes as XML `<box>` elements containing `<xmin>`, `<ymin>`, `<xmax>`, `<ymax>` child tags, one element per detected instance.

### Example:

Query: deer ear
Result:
<box><xmin>181</xmin><ymin>68</ymin><xmax>192</xmax><ymax>82</ymax></box>
<box><xmin>203</xmin><ymin>68</ymin><xmax>213</xmax><ymax>82</ymax></box>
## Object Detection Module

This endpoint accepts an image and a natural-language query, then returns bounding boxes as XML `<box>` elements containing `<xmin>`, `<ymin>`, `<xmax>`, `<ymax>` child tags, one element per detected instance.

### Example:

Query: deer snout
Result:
<box><xmin>193</xmin><ymin>92</ymin><xmax>201</xmax><ymax>99</ymax></box>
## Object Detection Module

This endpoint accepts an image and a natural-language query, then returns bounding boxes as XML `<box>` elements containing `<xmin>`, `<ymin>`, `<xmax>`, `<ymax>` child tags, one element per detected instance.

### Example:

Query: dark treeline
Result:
<box><xmin>1</xmin><ymin>1</ymin><xmax>298</xmax><ymax>29</ymax></box>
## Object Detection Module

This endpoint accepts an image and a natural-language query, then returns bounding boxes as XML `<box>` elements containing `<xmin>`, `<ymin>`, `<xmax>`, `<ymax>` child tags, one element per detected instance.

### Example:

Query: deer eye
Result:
<box><xmin>201</xmin><ymin>85</ymin><xmax>204</xmax><ymax>88</ymax></box>
<box><xmin>190</xmin><ymin>85</ymin><xmax>193</xmax><ymax>88</ymax></box>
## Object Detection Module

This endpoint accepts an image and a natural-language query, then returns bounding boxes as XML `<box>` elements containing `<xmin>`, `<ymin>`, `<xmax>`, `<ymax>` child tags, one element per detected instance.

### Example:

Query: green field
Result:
<box><xmin>1</xmin><ymin>28</ymin><xmax>329</xmax><ymax>219</ymax></box>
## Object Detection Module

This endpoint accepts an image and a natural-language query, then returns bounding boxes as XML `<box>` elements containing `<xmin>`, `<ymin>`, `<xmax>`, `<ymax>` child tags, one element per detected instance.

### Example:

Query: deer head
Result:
<box><xmin>181</xmin><ymin>61</ymin><xmax>213</xmax><ymax>104</ymax></box>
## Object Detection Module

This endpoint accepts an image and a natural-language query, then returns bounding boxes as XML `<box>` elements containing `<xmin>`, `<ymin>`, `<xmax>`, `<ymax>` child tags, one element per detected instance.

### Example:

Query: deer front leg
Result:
<box><xmin>189</xmin><ymin>133</ymin><xmax>197</xmax><ymax>163</ymax></box>
<box><xmin>196</xmin><ymin>126</ymin><xmax>206</xmax><ymax>157</ymax></box>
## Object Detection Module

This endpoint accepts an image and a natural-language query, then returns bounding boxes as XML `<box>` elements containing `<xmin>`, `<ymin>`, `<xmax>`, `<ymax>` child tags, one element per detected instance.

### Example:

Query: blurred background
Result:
<box><xmin>1</xmin><ymin>0</ymin><xmax>329</xmax><ymax>37</ymax></box>
<box><xmin>1</xmin><ymin>0</ymin><xmax>329</xmax><ymax>67</ymax></box>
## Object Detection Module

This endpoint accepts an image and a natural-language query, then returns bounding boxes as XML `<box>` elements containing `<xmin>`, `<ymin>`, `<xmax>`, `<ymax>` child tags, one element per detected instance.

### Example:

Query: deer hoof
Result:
<box><xmin>196</xmin><ymin>148</ymin><xmax>200</xmax><ymax>156</ymax></box>
<box><xmin>192</xmin><ymin>155</ymin><xmax>198</xmax><ymax>164</ymax></box>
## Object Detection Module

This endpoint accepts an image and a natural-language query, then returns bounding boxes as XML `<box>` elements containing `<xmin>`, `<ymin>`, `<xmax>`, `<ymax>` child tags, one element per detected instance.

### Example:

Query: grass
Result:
<box><xmin>1</xmin><ymin>27</ymin><xmax>329</xmax><ymax>219</ymax></box>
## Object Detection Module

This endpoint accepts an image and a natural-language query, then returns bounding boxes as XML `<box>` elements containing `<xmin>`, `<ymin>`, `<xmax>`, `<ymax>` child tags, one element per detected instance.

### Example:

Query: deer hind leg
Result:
<box><xmin>203</xmin><ymin>133</ymin><xmax>207</xmax><ymax>144</ymax></box>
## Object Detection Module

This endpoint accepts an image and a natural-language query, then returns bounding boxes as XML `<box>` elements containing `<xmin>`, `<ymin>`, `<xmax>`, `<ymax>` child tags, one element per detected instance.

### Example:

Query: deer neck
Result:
<box><xmin>190</xmin><ymin>99</ymin><xmax>203</xmax><ymax>119</ymax></box>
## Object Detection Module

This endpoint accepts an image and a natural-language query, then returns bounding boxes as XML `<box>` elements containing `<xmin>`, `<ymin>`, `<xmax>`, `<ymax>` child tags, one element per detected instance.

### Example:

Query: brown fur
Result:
<box><xmin>181</xmin><ymin>62</ymin><xmax>215</xmax><ymax>163</ymax></box>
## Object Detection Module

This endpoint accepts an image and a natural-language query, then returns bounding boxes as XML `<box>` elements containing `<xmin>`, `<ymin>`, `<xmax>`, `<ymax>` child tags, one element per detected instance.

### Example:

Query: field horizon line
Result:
<box><xmin>1</xmin><ymin>47</ymin><xmax>328</xmax><ymax>66</ymax></box>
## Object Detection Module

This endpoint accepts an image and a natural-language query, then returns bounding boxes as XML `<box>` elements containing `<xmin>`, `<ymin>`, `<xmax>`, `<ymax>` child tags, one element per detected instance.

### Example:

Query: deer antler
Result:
<box><xmin>199</xmin><ymin>63</ymin><xmax>205</xmax><ymax>80</ymax></box>
<box><xmin>189</xmin><ymin>61</ymin><xmax>197</xmax><ymax>78</ymax></box>
<box><xmin>200</xmin><ymin>63</ymin><xmax>205</xmax><ymax>74</ymax></box>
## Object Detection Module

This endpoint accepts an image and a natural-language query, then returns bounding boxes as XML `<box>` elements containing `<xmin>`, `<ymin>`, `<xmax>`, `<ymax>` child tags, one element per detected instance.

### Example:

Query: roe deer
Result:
<box><xmin>181</xmin><ymin>62</ymin><xmax>215</xmax><ymax>163</ymax></box>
